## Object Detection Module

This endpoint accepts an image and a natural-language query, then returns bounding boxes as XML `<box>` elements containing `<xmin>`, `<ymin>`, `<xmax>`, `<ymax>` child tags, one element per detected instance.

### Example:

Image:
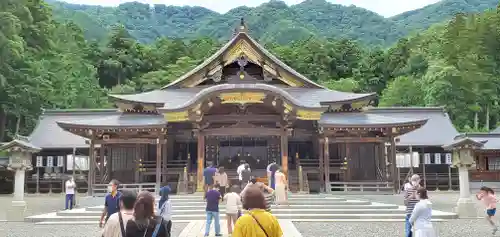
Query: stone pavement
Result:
<box><xmin>0</xmin><ymin>192</ymin><xmax>488</xmax><ymax>237</ymax></box>
<box><xmin>178</xmin><ymin>219</ymin><xmax>302</xmax><ymax>237</ymax></box>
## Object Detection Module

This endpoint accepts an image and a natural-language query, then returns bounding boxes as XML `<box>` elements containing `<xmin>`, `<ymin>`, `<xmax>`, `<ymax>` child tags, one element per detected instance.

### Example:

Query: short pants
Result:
<box><xmin>487</xmin><ymin>208</ymin><xmax>496</xmax><ymax>217</ymax></box>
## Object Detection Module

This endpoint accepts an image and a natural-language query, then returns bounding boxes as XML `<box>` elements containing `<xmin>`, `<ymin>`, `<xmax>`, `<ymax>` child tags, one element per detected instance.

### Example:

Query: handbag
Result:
<box><xmin>248</xmin><ymin>212</ymin><xmax>270</xmax><ymax>237</ymax></box>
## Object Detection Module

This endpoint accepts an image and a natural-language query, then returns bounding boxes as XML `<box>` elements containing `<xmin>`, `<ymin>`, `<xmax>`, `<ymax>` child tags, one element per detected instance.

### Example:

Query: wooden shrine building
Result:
<box><xmin>22</xmin><ymin>20</ymin><xmax>434</xmax><ymax>194</ymax></box>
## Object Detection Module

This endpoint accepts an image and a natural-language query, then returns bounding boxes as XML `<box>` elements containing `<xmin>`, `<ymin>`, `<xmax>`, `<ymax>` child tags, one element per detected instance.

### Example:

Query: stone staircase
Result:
<box><xmin>25</xmin><ymin>194</ymin><xmax>458</xmax><ymax>225</ymax></box>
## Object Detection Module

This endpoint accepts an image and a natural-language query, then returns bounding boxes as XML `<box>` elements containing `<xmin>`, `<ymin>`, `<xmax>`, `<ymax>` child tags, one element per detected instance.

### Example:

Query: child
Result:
<box><xmin>477</xmin><ymin>186</ymin><xmax>498</xmax><ymax>234</ymax></box>
<box><xmin>223</xmin><ymin>185</ymin><xmax>242</xmax><ymax>235</ymax></box>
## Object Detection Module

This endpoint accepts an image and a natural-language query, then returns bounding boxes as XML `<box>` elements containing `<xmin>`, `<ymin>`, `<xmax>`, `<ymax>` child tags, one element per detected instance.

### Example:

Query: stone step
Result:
<box><xmin>85</xmin><ymin>203</ymin><xmax>398</xmax><ymax>212</ymax></box>
<box><xmin>58</xmin><ymin>208</ymin><xmax>407</xmax><ymax>217</ymax></box>
<box><xmin>33</xmin><ymin>218</ymin><xmax>449</xmax><ymax>225</ymax></box>
<box><xmin>26</xmin><ymin>211</ymin><xmax>457</xmax><ymax>222</ymax></box>
<box><xmin>85</xmin><ymin>200</ymin><xmax>370</xmax><ymax>210</ymax></box>
<box><xmin>155</xmin><ymin>196</ymin><xmax>347</xmax><ymax>202</ymax></box>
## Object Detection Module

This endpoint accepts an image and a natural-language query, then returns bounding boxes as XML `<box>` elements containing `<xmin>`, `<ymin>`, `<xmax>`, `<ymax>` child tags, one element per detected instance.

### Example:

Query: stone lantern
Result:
<box><xmin>0</xmin><ymin>136</ymin><xmax>41</xmax><ymax>221</ymax></box>
<box><xmin>443</xmin><ymin>137</ymin><xmax>484</xmax><ymax>218</ymax></box>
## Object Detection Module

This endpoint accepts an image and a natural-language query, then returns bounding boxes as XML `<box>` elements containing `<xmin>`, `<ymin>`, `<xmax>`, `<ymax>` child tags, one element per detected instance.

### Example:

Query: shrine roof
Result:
<box><xmin>29</xmin><ymin>109</ymin><xmax>120</xmax><ymax>149</ymax></box>
<box><xmin>319</xmin><ymin>112</ymin><xmax>427</xmax><ymax>128</ymax></box>
<box><xmin>366</xmin><ymin>107</ymin><xmax>459</xmax><ymax>146</ymax></box>
<box><xmin>0</xmin><ymin>136</ymin><xmax>41</xmax><ymax>153</ymax></box>
<box><xmin>56</xmin><ymin>113</ymin><xmax>166</xmax><ymax>129</ymax></box>
<box><xmin>162</xmin><ymin>22</ymin><xmax>323</xmax><ymax>89</ymax></box>
<box><xmin>109</xmin><ymin>84</ymin><xmax>375</xmax><ymax>110</ymax></box>
<box><xmin>454</xmin><ymin>133</ymin><xmax>500</xmax><ymax>150</ymax></box>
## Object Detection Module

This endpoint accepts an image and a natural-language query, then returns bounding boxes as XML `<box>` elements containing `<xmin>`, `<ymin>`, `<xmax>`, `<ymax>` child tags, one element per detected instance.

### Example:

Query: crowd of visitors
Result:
<box><xmin>94</xmin><ymin>161</ymin><xmax>289</xmax><ymax>236</ymax></box>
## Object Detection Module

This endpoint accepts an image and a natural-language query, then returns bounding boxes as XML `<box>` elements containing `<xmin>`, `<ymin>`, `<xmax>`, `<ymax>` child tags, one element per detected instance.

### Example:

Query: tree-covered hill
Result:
<box><xmin>48</xmin><ymin>0</ymin><xmax>499</xmax><ymax>46</ymax></box>
<box><xmin>3</xmin><ymin>0</ymin><xmax>500</xmax><ymax>142</ymax></box>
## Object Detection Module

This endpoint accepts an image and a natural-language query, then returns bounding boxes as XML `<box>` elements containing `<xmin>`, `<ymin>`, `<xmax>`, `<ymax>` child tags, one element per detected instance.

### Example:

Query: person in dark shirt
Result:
<box><xmin>126</xmin><ymin>191</ymin><xmax>170</xmax><ymax>237</ymax></box>
<box><xmin>100</xmin><ymin>179</ymin><xmax>122</xmax><ymax>228</ymax></box>
<box><xmin>203</xmin><ymin>163</ymin><xmax>217</xmax><ymax>193</ymax></box>
<box><xmin>204</xmin><ymin>184</ymin><xmax>222</xmax><ymax>237</ymax></box>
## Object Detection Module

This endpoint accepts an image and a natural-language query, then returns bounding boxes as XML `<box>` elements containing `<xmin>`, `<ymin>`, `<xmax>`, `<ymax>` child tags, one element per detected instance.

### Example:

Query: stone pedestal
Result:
<box><xmin>455</xmin><ymin>165</ymin><xmax>477</xmax><ymax>218</ymax></box>
<box><xmin>7</xmin><ymin>200</ymin><xmax>27</xmax><ymax>221</ymax></box>
<box><xmin>455</xmin><ymin>197</ymin><xmax>477</xmax><ymax>218</ymax></box>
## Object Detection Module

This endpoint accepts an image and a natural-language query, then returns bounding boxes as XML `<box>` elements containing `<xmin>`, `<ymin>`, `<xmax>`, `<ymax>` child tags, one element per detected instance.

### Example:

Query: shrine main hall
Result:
<box><xmin>19</xmin><ymin>21</ymin><xmax>447</xmax><ymax>195</ymax></box>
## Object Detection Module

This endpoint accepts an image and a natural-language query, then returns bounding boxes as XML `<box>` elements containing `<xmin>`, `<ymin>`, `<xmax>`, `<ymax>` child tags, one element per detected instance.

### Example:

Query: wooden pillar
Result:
<box><xmin>99</xmin><ymin>145</ymin><xmax>105</xmax><ymax>183</ymax></box>
<box><xmin>88</xmin><ymin>138</ymin><xmax>95</xmax><ymax>196</ymax></box>
<box><xmin>324</xmin><ymin>137</ymin><xmax>330</xmax><ymax>189</ymax></box>
<box><xmin>390</xmin><ymin>136</ymin><xmax>398</xmax><ymax>193</ymax></box>
<box><xmin>280</xmin><ymin>130</ymin><xmax>289</xmax><ymax>177</ymax></box>
<box><xmin>162</xmin><ymin>137</ymin><xmax>168</xmax><ymax>186</ymax></box>
<box><xmin>135</xmin><ymin>145</ymin><xmax>140</xmax><ymax>183</ymax></box>
<box><xmin>318</xmin><ymin>137</ymin><xmax>325</xmax><ymax>191</ymax></box>
<box><xmin>106</xmin><ymin>146</ymin><xmax>112</xmax><ymax>182</ymax></box>
<box><xmin>345</xmin><ymin>142</ymin><xmax>350</xmax><ymax>182</ymax></box>
<box><xmin>156</xmin><ymin>136</ymin><xmax>163</xmax><ymax>194</ymax></box>
<box><xmin>196</xmin><ymin>132</ymin><xmax>205</xmax><ymax>192</ymax></box>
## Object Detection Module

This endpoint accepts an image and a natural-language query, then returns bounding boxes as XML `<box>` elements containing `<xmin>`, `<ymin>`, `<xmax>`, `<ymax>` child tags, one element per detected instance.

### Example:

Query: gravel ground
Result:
<box><xmin>294</xmin><ymin>219</ymin><xmax>493</xmax><ymax>237</ymax></box>
<box><xmin>0</xmin><ymin>222</ymin><xmax>188</xmax><ymax>237</ymax></box>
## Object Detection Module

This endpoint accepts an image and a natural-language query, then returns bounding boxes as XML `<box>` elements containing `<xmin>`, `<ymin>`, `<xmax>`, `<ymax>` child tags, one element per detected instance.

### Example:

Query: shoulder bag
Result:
<box><xmin>248</xmin><ymin>212</ymin><xmax>270</xmax><ymax>237</ymax></box>
<box><xmin>118</xmin><ymin>212</ymin><xmax>126</xmax><ymax>237</ymax></box>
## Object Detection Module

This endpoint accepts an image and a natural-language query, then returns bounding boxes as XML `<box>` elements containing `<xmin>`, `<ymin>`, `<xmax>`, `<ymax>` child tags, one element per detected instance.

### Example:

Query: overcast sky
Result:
<box><xmin>60</xmin><ymin>0</ymin><xmax>441</xmax><ymax>17</ymax></box>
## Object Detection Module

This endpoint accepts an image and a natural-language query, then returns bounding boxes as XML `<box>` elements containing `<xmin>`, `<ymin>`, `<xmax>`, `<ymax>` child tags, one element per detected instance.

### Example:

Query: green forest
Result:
<box><xmin>2</xmin><ymin>0</ymin><xmax>500</xmax><ymax>142</ymax></box>
<box><xmin>48</xmin><ymin>0</ymin><xmax>499</xmax><ymax>46</ymax></box>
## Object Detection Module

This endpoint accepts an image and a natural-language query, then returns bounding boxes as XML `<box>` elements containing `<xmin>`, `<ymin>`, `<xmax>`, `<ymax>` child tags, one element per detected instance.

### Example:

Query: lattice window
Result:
<box><xmin>488</xmin><ymin>157</ymin><xmax>500</xmax><ymax>171</ymax></box>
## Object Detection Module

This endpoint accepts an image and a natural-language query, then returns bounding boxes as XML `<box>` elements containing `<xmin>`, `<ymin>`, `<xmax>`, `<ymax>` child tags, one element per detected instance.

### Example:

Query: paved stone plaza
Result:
<box><xmin>0</xmin><ymin>192</ymin><xmax>494</xmax><ymax>237</ymax></box>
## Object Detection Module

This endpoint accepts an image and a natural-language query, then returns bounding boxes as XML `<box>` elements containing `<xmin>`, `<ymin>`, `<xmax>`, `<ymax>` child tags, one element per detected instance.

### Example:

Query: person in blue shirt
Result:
<box><xmin>99</xmin><ymin>179</ymin><xmax>122</xmax><ymax>228</ymax></box>
<box><xmin>203</xmin><ymin>163</ymin><xmax>217</xmax><ymax>193</ymax></box>
<box><xmin>204</xmin><ymin>184</ymin><xmax>222</xmax><ymax>237</ymax></box>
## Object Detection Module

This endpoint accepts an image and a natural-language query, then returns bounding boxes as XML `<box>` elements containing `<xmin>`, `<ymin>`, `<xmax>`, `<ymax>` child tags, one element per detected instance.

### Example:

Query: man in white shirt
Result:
<box><xmin>65</xmin><ymin>176</ymin><xmax>76</xmax><ymax>210</ymax></box>
<box><xmin>102</xmin><ymin>189</ymin><xmax>137</xmax><ymax>237</ymax></box>
<box><xmin>236</xmin><ymin>160</ymin><xmax>246</xmax><ymax>182</ymax></box>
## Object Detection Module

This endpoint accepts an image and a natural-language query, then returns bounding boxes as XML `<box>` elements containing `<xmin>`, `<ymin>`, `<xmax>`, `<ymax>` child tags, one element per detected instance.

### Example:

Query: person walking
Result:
<box><xmin>102</xmin><ymin>189</ymin><xmax>137</xmax><ymax>237</ymax></box>
<box><xmin>404</xmin><ymin>174</ymin><xmax>421</xmax><ymax>237</ymax></box>
<box><xmin>65</xmin><ymin>176</ymin><xmax>76</xmax><ymax>210</ymax></box>
<box><xmin>158</xmin><ymin>186</ymin><xmax>172</xmax><ymax>236</ymax></box>
<box><xmin>224</xmin><ymin>185</ymin><xmax>242</xmax><ymax>235</ymax></box>
<box><xmin>237</xmin><ymin>160</ymin><xmax>246</xmax><ymax>188</ymax></box>
<box><xmin>274</xmin><ymin>169</ymin><xmax>288</xmax><ymax>206</ymax></box>
<box><xmin>240</xmin><ymin>164</ymin><xmax>251</xmax><ymax>188</ymax></box>
<box><xmin>409</xmin><ymin>188</ymin><xmax>437</xmax><ymax>237</ymax></box>
<box><xmin>100</xmin><ymin>180</ymin><xmax>122</xmax><ymax>228</ymax></box>
<box><xmin>214</xmin><ymin>167</ymin><xmax>229</xmax><ymax>197</ymax></box>
<box><xmin>204</xmin><ymin>184</ymin><xmax>222</xmax><ymax>236</ymax></box>
<box><xmin>241</xmin><ymin>178</ymin><xmax>274</xmax><ymax>212</ymax></box>
<box><xmin>125</xmin><ymin>191</ymin><xmax>170</xmax><ymax>237</ymax></box>
<box><xmin>267</xmin><ymin>162</ymin><xmax>278</xmax><ymax>189</ymax></box>
<box><xmin>233</xmin><ymin>187</ymin><xmax>283</xmax><ymax>237</ymax></box>
<box><xmin>203</xmin><ymin>162</ymin><xmax>217</xmax><ymax>193</ymax></box>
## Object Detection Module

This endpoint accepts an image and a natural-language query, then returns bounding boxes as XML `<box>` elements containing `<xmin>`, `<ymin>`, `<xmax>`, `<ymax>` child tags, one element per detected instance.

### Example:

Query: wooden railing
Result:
<box><xmin>326</xmin><ymin>181</ymin><xmax>393</xmax><ymax>193</ymax></box>
<box><xmin>91</xmin><ymin>182</ymin><xmax>156</xmax><ymax>197</ymax></box>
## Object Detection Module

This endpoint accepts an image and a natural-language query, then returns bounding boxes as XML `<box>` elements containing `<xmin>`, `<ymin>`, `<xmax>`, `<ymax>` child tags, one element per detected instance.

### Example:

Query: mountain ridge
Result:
<box><xmin>48</xmin><ymin>0</ymin><xmax>500</xmax><ymax>45</ymax></box>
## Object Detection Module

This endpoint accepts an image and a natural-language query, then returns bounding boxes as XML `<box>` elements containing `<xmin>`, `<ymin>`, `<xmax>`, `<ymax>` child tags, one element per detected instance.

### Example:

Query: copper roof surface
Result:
<box><xmin>57</xmin><ymin>113</ymin><xmax>166</xmax><ymax>129</ymax></box>
<box><xmin>319</xmin><ymin>112</ymin><xmax>427</xmax><ymax>127</ymax></box>
<box><xmin>366</xmin><ymin>107</ymin><xmax>459</xmax><ymax>146</ymax></box>
<box><xmin>110</xmin><ymin>84</ymin><xmax>375</xmax><ymax>110</ymax></box>
<box><xmin>29</xmin><ymin>109</ymin><xmax>120</xmax><ymax>149</ymax></box>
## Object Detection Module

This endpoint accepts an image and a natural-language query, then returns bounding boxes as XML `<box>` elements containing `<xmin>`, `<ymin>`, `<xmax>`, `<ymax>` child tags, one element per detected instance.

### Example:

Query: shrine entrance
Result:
<box><xmin>206</xmin><ymin>136</ymin><xmax>281</xmax><ymax>170</ymax></box>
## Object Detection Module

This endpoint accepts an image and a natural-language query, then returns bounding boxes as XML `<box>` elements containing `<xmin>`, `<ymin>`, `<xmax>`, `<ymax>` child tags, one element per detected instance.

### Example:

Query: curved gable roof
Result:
<box><xmin>161</xmin><ymin>26</ymin><xmax>324</xmax><ymax>89</ymax></box>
